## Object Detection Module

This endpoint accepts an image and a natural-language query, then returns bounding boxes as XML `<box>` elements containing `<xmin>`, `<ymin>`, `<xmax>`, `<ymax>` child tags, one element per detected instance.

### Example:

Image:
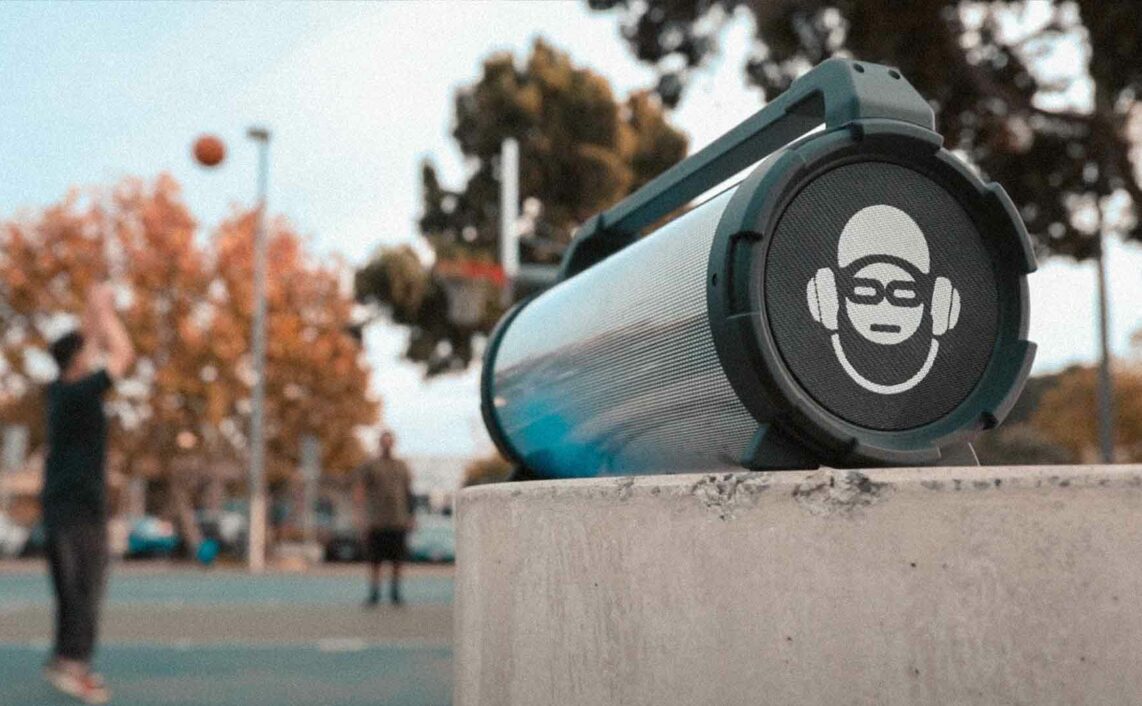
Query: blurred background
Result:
<box><xmin>0</xmin><ymin>1</ymin><xmax>1139</xmax><ymax>704</ymax></box>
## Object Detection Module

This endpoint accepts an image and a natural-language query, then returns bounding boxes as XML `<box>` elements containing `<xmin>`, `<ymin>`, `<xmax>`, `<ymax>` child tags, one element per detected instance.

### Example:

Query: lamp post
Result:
<box><xmin>1095</xmin><ymin>240</ymin><xmax>1116</xmax><ymax>463</ymax></box>
<box><xmin>247</xmin><ymin>126</ymin><xmax>271</xmax><ymax>572</ymax></box>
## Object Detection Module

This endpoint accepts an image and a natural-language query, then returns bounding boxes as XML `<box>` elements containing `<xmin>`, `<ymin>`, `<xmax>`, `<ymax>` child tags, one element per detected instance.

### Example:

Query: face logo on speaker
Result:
<box><xmin>805</xmin><ymin>205</ymin><xmax>961</xmax><ymax>395</ymax></box>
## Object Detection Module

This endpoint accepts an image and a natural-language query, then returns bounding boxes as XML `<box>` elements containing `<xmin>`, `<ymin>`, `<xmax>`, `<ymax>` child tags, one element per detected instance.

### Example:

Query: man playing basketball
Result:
<box><xmin>42</xmin><ymin>283</ymin><xmax>135</xmax><ymax>704</ymax></box>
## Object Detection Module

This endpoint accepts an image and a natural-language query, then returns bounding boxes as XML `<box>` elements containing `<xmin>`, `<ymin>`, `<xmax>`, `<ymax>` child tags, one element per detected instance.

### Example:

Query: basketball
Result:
<box><xmin>193</xmin><ymin>134</ymin><xmax>226</xmax><ymax>167</ymax></box>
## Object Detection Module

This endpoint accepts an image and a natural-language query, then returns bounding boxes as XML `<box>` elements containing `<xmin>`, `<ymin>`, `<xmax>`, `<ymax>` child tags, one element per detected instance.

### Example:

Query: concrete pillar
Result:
<box><xmin>455</xmin><ymin>464</ymin><xmax>1142</xmax><ymax>706</ymax></box>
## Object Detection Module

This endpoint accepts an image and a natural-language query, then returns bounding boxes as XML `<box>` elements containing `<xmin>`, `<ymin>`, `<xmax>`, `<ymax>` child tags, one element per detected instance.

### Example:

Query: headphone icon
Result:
<box><xmin>803</xmin><ymin>205</ymin><xmax>961</xmax><ymax>395</ymax></box>
<box><xmin>806</xmin><ymin>268</ymin><xmax>961</xmax><ymax>337</ymax></box>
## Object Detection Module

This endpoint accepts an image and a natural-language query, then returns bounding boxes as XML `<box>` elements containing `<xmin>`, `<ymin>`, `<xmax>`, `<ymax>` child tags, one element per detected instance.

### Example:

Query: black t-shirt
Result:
<box><xmin>42</xmin><ymin>369</ymin><xmax>113</xmax><ymax>527</ymax></box>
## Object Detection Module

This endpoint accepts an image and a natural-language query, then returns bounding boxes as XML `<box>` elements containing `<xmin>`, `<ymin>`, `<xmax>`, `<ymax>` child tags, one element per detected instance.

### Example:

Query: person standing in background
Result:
<box><xmin>41</xmin><ymin>283</ymin><xmax>135</xmax><ymax>704</ymax></box>
<box><xmin>354</xmin><ymin>430</ymin><xmax>415</xmax><ymax>606</ymax></box>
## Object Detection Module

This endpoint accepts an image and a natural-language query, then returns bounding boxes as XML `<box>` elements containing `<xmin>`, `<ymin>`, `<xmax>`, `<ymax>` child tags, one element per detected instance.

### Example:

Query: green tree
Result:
<box><xmin>589</xmin><ymin>0</ymin><xmax>1142</xmax><ymax>261</ymax></box>
<box><xmin>355</xmin><ymin>40</ymin><xmax>688</xmax><ymax>375</ymax></box>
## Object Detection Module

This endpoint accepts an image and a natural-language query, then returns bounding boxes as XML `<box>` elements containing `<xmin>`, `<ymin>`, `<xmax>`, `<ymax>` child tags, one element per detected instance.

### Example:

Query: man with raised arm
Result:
<box><xmin>41</xmin><ymin>283</ymin><xmax>135</xmax><ymax>705</ymax></box>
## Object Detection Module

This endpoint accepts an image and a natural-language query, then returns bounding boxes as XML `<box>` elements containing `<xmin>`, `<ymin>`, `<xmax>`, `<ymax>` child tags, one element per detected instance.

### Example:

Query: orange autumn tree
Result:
<box><xmin>108</xmin><ymin>176</ymin><xmax>213</xmax><ymax>484</ymax></box>
<box><xmin>212</xmin><ymin>209</ymin><xmax>378</xmax><ymax>481</ymax></box>
<box><xmin>1032</xmin><ymin>362</ymin><xmax>1142</xmax><ymax>463</ymax></box>
<box><xmin>0</xmin><ymin>190</ymin><xmax>111</xmax><ymax>453</ymax></box>
<box><xmin>0</xmin><ymin>176</ymin><xmax>378</xmax><ymax>514</ymax></box>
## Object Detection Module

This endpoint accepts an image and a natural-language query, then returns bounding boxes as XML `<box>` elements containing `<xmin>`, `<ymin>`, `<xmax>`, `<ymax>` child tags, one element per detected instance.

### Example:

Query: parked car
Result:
<box><xmin>323</xmin><ymin>524</ymin><xmax>364</xmax><ymax>563</ymax></box>
<box><xmin>408</xmin><ymin>515</ymin><xmax>455</xmax><ymax>563</ymax></box>
<box><xmin>196</xmin><ymin>509</ymin><xmax>247</xmax><ymax>558</ymax></box>
<box><xmin>125</xmin><ymin>516</ymin><xmax>179</xmax><ymax>559</ymax></box>
<box><xmin>0</xmin><ymin>512</ymin><xmax>30</xmax><ymax>558</ymax></box>
<box><xmin>322</xmin><ymin>513</ymin><xmax>456</xmax><ymax>563</ymax></box>
<box><xmin>18</xmin><ymin>522</ymin><xmax>46</xmax><ymax>558</ymax></box>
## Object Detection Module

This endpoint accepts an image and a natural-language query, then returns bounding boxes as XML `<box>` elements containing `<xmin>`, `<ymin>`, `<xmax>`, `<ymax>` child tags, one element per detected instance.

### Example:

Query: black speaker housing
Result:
<box><xmin>709</xmin><ymin>120</ymin><xmax>1035</xmax><ymax>468</ymax></box>
<box><xmin>482</xmin><ymin>59</ymin><xmax>1036</xmax><ymax>478</ymax></box>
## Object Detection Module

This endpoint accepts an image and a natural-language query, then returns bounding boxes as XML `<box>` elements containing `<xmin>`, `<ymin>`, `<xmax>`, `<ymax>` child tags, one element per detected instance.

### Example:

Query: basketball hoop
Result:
<box><xmin>436</xmin><ymin>260</ymin><xmax>506</xmax><ymax>328</ymax></box>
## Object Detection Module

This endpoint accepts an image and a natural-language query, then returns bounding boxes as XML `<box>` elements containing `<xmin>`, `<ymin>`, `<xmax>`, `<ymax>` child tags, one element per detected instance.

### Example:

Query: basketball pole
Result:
<box><xmin>500</xmin><ymin>138</ymin><xmax>520</xmax><ymax>300</ymax></box>
<box><xmin>247</xmin><ymin>126</ymin><xmax>271</xmax><ymax>573</ymax></box>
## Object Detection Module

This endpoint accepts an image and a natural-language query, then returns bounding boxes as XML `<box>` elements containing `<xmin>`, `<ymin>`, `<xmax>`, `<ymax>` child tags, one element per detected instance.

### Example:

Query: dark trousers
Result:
<box><xmin>46</xmin><ymin>522</ymin><xmax>107</xmax><ymax>663</ymax></box>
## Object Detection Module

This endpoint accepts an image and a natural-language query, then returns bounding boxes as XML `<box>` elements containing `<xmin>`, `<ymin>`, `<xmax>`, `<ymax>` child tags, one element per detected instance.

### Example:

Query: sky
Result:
<box><xmin>1</xmin><ymin>1</ymin><xmax>1139</xmax><ymax>458</ymax></box>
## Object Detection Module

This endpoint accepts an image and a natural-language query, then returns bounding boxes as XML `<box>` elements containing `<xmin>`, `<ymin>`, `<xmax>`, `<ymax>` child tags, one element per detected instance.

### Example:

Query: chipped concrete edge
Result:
<box><xmin>459</xmin><ymin>464</ymin><xmax>1142</xmax><ymax>514</ymax></box>
<box><xmin>790</xmin><ymin>469</ymin><xmax>894</xmax><ymax>516</ymax></box>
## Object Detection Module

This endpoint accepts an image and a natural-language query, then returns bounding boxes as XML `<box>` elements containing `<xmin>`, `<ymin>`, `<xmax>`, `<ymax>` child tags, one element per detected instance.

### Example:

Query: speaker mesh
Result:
<box><xmin>765</xmin><ymin>160</ymin><xmax>999</xmax><ymax>431</ymax></box>
<box><xmin>492</xmin><ymin>189</ymin><xmax>758</xmax><ymax>477</ymax></box>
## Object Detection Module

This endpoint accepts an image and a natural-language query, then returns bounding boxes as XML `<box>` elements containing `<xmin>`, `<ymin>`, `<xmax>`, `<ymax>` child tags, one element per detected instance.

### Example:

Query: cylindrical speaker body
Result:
<box><xmin>487</xmin><ymin>188</ymin><xmax>758</xmax><ymax>478</ymax></box>
<box><xmin>483</xmin><ymin>119</ymin><xmax>1036</xmax><ymax>478</ymax></box>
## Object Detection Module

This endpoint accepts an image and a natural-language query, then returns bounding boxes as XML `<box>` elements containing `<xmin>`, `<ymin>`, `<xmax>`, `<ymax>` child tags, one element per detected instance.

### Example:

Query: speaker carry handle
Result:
<box><xmin>557</xmin><ymin>58</ymin><xmax>936</xmax><ymax>281</ymax></box>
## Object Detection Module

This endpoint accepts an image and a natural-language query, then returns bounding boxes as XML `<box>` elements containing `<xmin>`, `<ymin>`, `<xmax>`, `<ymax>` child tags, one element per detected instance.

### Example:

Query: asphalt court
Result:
<box><xmin>0</xmin><ymin>564</ymin><xmax>454</xmax><ymax>705</ymax></box>
<box><xmin>0</xmin><ymin>643</ymin><xmax>452</xmax><ymax>706</ymax></box>
<box><xmin>0</xmin><ymin>566</ymin><xmax>455</xmax><ymax>607</ymax></box>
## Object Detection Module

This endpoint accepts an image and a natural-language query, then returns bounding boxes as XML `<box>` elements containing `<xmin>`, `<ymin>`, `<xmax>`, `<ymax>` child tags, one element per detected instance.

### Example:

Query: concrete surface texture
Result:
<box><xmin>454</xmin><ymin>464</ymin><xmax>1142</xmax><ymax>706</ymax></box>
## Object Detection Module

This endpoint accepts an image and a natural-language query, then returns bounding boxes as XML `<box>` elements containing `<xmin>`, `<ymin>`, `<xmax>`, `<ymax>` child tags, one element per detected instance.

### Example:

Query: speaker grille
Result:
<box><xmin>492</xmin><ymin>189</ymin><xmax>757</xmax><ymax>477</ymax></box>
<box><xmin>764</xmin><ymin>160</ymin><xmax>999</xmax><ymax>431</ymax></box>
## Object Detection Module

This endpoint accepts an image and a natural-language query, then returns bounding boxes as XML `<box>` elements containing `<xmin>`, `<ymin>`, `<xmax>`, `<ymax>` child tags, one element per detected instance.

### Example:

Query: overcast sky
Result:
<box><xmin>1</xmin><ymin>1</ymin><xmax>1139</xmax><ymax>458</ymax></box>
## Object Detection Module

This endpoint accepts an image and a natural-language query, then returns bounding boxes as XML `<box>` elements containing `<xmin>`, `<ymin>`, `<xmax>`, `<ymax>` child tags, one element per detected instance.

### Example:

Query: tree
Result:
<box><xmin>0</xmin><ymin>176</ymin><xmax>379</xmax><ymax>525</ymax></box>
<box><xmin>1032</xmin><ymin>362</ymin><xmax>1142</xmax><ymax>462</ymax></box>
<box><xmin>589</xmin><ymin>0</ymin><xmax>1141</xmax><ymax>261</ymax></box>
<box><xmin>213</xmin><ymin>209</ymin><xmax>379</xmax><ymax>482</ymax></box>
<box><xmin>972</xmin><ymin>368</ymin><xmax>1077</xmax><ymax>465</ymax></box>
<box><xmin>973</xmin><ymin>423</ymin><xmax>1075</xmax><ymax>465</ymax></box>
<box><xmin>0</xmin><ymin>189</ymin><xmax>112</xmax><ymax>457</ymax></box>
<box><xmin>461</xmin><ymin>453</ymin><xmax>513</xmax><ymax>487</ymax></box>
<box><xmin>355</xmin><ymin>39</ymin><xmax>688</xmax><ymax>375</ymax></box>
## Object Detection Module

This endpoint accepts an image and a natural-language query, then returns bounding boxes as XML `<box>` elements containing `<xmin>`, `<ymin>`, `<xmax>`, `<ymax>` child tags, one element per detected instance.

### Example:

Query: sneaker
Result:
<box><xmin>80</xmin><ymin>672</ymin><xmax>111</xmax><ymax>705</ymax></box>
<box><xmin>44</xmin><ymin>661</ymin><xmax>110</xmax><ymax>704</ymax></box>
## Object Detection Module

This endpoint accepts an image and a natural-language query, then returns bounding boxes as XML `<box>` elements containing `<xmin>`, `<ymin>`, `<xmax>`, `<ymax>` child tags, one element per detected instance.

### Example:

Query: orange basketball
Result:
<box><xmin>193</xmin><ymin>134</ymin><xmax>226</xmax><ymax>167</ymax></box>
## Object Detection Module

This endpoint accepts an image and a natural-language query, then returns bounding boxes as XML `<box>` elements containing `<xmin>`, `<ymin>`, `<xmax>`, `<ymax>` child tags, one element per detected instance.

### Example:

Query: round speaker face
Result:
<box><xmin>764</xmin><ymin>160</ymin><xmax>999</xmax><ymax>431</ymax></box>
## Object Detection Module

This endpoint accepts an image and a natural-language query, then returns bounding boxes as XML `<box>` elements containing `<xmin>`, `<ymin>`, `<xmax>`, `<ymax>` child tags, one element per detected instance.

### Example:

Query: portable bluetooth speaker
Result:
<box><xmin>481</xmin><ymin>58</ymin><xmax>1036</xmax><ymax>479</ymax></box>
